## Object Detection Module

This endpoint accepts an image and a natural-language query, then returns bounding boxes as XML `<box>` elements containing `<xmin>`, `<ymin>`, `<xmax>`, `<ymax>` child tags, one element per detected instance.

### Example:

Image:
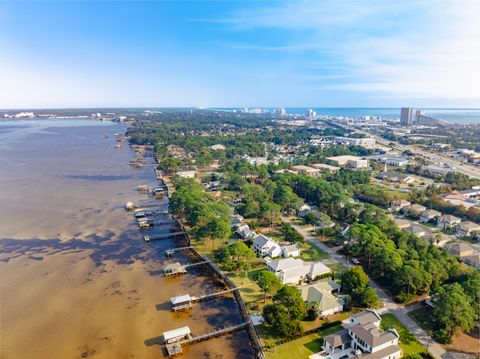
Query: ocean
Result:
<box><xmin>210</xmin><ymin>108</ymin><xmax>480</xmax><ymax>124</ymax></box>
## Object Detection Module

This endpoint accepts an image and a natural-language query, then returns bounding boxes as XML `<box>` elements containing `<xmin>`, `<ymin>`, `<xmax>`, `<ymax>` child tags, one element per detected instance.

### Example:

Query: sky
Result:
<box><xmin>0</xmin><ymin>0</ymin><xmax>479</xmax><ymax>109</ymax></box>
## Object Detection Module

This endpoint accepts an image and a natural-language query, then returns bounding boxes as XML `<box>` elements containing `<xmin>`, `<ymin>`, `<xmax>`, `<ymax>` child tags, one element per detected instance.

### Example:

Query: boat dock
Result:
<box><xmin>165</xmin><ymin>322</ymin><xmax>249</xmax><ymax>357</ymax></box>
<box><xmin>165</xmin><ymin>246</ymin><xmax>193</xmax><ymax>257</ymax></box>
<box><xmin>163</xmin><ymin>260</ymin><xmax>210</xmax><ymax>277</ymax></box>
<box><xmin>170</xmin><ymin>286</ymin><xmax>244</xmax><ymax>311</ymax></box>
<box><xmin>144</xmin><ymin>231</ymin><xmax>185</xmax><ymax>242</ymax></box>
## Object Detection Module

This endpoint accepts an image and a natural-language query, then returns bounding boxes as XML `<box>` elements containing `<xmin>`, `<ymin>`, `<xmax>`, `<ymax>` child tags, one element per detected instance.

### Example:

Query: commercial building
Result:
<box><xmin>327</xmin><ymin>155</ymin><xmax>369</xmax><ymax>169</ymax></box>
<box><xmin>400</xmin><ymin>107</ymin><xmax>414</xmax><ymax>126</ymax></box>
<box><xmin>334</xmin><ymin>137</ymin><xmax>376</xmax><ymax>149</ymax></box>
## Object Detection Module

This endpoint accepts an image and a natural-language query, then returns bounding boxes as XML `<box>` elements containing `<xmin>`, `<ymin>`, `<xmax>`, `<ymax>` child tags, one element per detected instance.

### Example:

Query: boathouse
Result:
<box><xmin>170</xmin><ymin>294</ymin><xmax>193</xmax><ymax>311</ymax></box>
<box><xmin>163</xmin><ymin>326</ymin><xmax>192</xmax><ymax>344</ymax></box>
<box><xmin>164</xmin><ymin>263</ymin><xmax>187</xmax><ymax>276</ymax></box>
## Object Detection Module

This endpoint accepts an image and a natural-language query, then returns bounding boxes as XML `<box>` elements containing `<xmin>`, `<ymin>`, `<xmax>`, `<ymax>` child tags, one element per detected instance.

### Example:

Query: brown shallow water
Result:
<box><xmin>0</xmin><ymin>119</ymin><xmax>253</xmax><ymax>359</ymax></box>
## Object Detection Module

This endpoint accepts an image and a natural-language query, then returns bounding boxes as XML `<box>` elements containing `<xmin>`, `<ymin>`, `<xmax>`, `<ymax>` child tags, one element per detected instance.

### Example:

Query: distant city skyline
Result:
<box><xmin>1</xmin><ymin>1</ymin><xmax>479</xmax><ymax>108</ymax></box>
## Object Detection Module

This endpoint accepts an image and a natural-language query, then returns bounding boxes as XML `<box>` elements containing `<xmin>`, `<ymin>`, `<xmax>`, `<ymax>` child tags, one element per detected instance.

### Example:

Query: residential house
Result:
<box><xmin>299</xmin><ymin>281</ymin><xmax>344</xmax><ymax>318</ymax></box>
<box><xmin>394</xmin><ymin>218</ymin><xmax>411</xmax><ymax>229</ymax></box>
<box><xmin>297</xmin><ymin>204</ymin><xmax>312</xmax><ymax>218</ymax></box>
<box><xmin>404</xmin><ymin>225</ymin><xmax>429</xmax><ymax>238</ymax></box>
<box><xmin>419</xmin><ymin>209</ymin><xmax>441</xmax><ymax>223</ymax></box>
<box><xmin>267</xmin><ymin>258</ymin><xmax>331</xmax><ymax>285</ymax></box>
<box><xmin>437</xmin><ymin>214</ymin><xmax>462</xmax><ymax>230</ymax></box>
<box><xmin>463</xmin><ymin>254</ymin><xmax>480</xmax><ymax>269</ymax></box>
<box><xmin>282</xmin><ymin>244</ymin><xmax>301</xmax><ymax>258</ymax></box>
<box><xmin>235</xmin><ymin>224</ymin><xmax>254</xmax><ymax>239</ymax></box>
<box><xmin>445</xmin><ymin>242</ymin><xmax>474</xmax><ymax>257</ymax></box>
<box><xmin>231</xmin><ymin>214</ymin><xmax>244</xmax><ymax>228</ymax></box>
<box><xmin>291</xmin><ymin>165</ymin><xmax>321</xmax><ymax>176</ymax></box>
<box><xmin>253</xmin><ymin>235</ymin><xmax>282</xmax><ymax>258</ymax></box>
<box><xmin>175</xmin><ymin>171</ymin><xmax>196</xmax><ymax>179</ymax></box>
<box><xmin>378</xmin><ymin>171</ymin><xmax>414</xmax><ymax>184</ymax></box>
<box><xmin>456</xmin><ymin>221</ymin><xmax>480</xmax><ymax>238</ymax></box>
<box><xmin>402</xmin><ymin>204</ymin><xmax>426</xmax><ymax>218</ymax></box>
<box><xmin>312</xmin><ymin>163</ymin><xmax>341</xmax><ymax>172</ymax></box>
<box><xmin>322</xmin><ymin>309</ymin><xmax>401</xmax><ymax>359</ymax></box>
<box><xmin>389</xmin><ymin>199</ymin><xmax>411</xmax><ymax>212</ymax></box>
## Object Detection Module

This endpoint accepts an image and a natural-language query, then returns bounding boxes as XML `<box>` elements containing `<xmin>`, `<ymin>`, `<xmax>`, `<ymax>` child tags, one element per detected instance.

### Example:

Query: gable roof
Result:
<box><xmin>268</xmin><ymin>257</ymin><xmax>304</xmax><ymax>272</ymax></box>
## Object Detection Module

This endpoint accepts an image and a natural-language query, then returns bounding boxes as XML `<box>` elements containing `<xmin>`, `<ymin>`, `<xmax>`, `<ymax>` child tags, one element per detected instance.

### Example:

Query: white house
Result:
<box><xmin>282</xmin><ymin>244</ymin><xmax>301</xmax><ymax>258</ymax></box>
<box><xmin>235</xmin><ymin>224</ymin><xmax>252</xmax><ymax>239</ymax></box>
<box><xmin>456</xmin><ymin>221</ymin><xmax>480</xmax><ymax>238</ymax></box>
<box><xmin>297</xmin><ymin>204</ymin><xmax>312</xmax><ymax>218</ymax></box>
<box><xmin>437</xmin><ymin>214</ymin><xmax>462</xmax><ymax>230</ymax></box>
<box><xmin>389</xmin><ymin>199</ymin><xmax>411</xmax><ymax>212</ymax></box>
<box><xmin>175</xmin><ymin>171</ymin><xmax>196</xmax><ymax>179</ymax></box>
<box><xmin>322</xmin><ymin>309</ymin><xmax>401</xmax><ymax>359</ymax></box>
<box><xmin>419</xmin><ymin>209</ymin><xmax>441</xmax><ymax>223</ymax></box>
<box><xmin>267</xmin><ymin>258</ymin><xmax>331</xmax><ymax>284</ymax></box>
<box><xmin>253</xmin><ymin>235</ymin><xmax>282</xmax><ymax>258</ymax></box>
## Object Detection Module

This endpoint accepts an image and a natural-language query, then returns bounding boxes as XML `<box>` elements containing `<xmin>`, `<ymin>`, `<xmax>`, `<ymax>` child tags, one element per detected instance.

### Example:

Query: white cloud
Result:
<box><xmin>223</xmin><ymin>0</ymin><xmax>480</xmax><ymax>102</ymax></box>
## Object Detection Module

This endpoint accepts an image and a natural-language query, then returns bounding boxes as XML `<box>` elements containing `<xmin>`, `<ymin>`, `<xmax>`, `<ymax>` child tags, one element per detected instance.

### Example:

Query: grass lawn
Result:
<box><xmin>227</xmin><ymin>265</ymin><xmax>269</xmax><ymax>309</ymax></box>
<box><xmin>380</xmin><ymin>313</ymin><xmax>425</xmax><ymax>355</ymax></box>
<box><xmin>265</xmin><ymin>323</ymin><xmax>343</xmax><ymax>359</ymax></box>
<box><xmin>407</xmin><ymin>307</ymin><xmax>436</xmax><ymax>334</ymax></box>
<box><xmin>300</xmin><ymin>241</ymin><xmax>330</xmax><ymax>261</ymax></box>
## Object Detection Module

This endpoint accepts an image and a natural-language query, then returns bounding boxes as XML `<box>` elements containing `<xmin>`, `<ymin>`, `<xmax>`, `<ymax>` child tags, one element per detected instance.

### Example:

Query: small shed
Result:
<box><xmin>163</xmin><ymin>326</ymin><xmax>191</xmax><ymax>344</ymax></box>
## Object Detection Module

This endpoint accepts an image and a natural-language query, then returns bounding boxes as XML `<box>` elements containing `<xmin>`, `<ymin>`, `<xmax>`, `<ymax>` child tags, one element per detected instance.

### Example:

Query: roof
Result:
<box><xmin>350</xmin><ymin>323</ymin><xmax>399</xmax><ymax>348</ymax></box>
<box><xmin>421</xmin><ymin>209</ymin><xmax>441</xmax><ymax>217</ymax></box>
<box><xmin>439</xmin><ymin>214</ymin><xmax>461</xmax><ymax>222</ymax></box>
<box><xmin>283</xmin><ymin>244</ymin><xmax>300</xmax><ymax>254</ymax></box>
<box><xmin>291</xmin><ymin>165</ymin><xmax>319</xmax><ymax>172</ymax></box>
<box><xmin>281</xmin><ymin>265</ymin><xmax>310</xmax><ymax>280</ymax></box>
<box><xmin>268</xmin><ymin>257</ymin><xmax>304</xmax><ymax>272</ymax></box>
<box><xmin>327</xmin><ymin>155</ymin><xmax>364</xmax><ymax>162</ymax></box>
<box><xmin>299</xmin><ymin>285</ymin><xmax>343</xmax><ymax>311</ymax></box>
<box><xmin>350</xmin><ymin>309</ymin><xmax>381</xmax><ymax>325</ymax></box>
<box><xmin>163</xmin><ymin>326</ymin><xmax>191</xmax><ymax>341</ymax></box>
<box><xmin>309</xmin><ymin>262</ymin><xmax>331</xmax><ymax>278</ymax></box>
<box><xmin>253</xmin><ymin>234</ymin><xmax>271</xmax><ymax>247</ymax></box>
<box><xmin>352</xmin><ymin>345</ymin><xmax>401</xmax><ymax>359</ymax></box>
<box><xmin>171</xmin><ymin>294</ymin><xmax>192</xmax><ymax>305</ymax></box>
<box><xmin>324</xmin><ymin>329</ymin><xmax>351</xmax><ymax>347</ymax></box>
<box><xmin>458</xmin><ymin>221</ymin><xmax>480</xmax><ymax>230</ymax></box>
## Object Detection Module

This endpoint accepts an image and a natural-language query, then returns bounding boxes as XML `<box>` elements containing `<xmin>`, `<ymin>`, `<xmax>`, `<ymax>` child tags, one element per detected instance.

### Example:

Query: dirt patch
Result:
<box><xmin>442</xmin><ymin>327</ymin><xmax>480</xmax><ymax>356</ymax></box>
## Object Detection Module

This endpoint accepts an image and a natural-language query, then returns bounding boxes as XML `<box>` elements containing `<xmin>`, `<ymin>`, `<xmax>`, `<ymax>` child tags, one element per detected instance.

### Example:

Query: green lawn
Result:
<box><xmin>265</xmin><ymin>323</ymin><xmax>343</xmax><ymax>359</ymax></box>
<box><xmin>407</xmin><ymin>307</ymin><xmax>436</xmax><ymax>333</ymax></box>
<box><xmin>300</xmin><ymin>241</ymin><xmax>330</xmax><ymax>261</ymax></box>
<box><xmin>380</xmin><ymin>313</ymin><xmax>425</xmax><ymax>355</ymax></box>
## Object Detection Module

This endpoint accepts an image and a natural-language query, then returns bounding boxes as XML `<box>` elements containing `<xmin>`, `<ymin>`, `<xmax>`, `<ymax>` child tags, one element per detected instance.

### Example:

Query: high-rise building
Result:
<box><xmin>400</xmin><ymin>107</ymin><xmax>414</xmax><ymax>126</ymax></box>
<box><xmin>278</xmin><ymin>107</ymin><xmax>286</xmax><ymax>116</ymax></box>
<box><xmin>306</xmin><ymin>108</ymin><xmax>316</xmax><ymax>118</ymax></box>
<box><xmin>415</xmin><ymin>110</ymin><xmax>425</xmax><ymax>123</ymax></box>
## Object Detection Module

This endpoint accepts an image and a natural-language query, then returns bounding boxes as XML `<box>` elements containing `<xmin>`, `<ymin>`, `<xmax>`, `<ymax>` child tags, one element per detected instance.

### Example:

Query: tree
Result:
<box><xmin>254</xmin><ymin>270</ymin><xmax>282</xmax><ymax>303</ymax></box>
<box><xmin>433</xmin><ymin>283</ymin><xmax>476</xmax><ymax>341</ymax></box>
<box><xmin>262</xmin><ymin>304</ymin><xmax>303</xmax><ymax>338</ymax></box>
<box><xmin>273</xmin><ymin>285</ymin><xmax>307</xmax><ymax>320</ymax></box>
<box><xmin>216</xmin><ymin>242</ymin><xmax>255</xmax><ymax>271</ymax></box>
<box><xmin>341</xmin><ymin>266</ymin><xmax>369</xmax><ymax>295</ymax></box>
<box><xmin>359</xmin><ymin>287</ymin><xmax>380</xmax><ymax>308</ymax></box>
<box><xmin>462</xmin><ymin>272</ymin><xmax>480</xmax><ymax>324</ymax></box>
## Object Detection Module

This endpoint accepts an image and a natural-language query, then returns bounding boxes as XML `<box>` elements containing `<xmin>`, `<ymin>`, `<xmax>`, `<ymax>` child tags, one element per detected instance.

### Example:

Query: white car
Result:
<box><xmin>351</xmin><ymin>258</ymin><xmax>360</xmax><ymax>264</ymax></box>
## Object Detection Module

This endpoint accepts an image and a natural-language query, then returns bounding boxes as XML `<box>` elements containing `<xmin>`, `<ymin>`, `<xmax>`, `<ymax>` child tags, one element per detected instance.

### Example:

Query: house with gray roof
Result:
<box><xmin>321</xmin><ymin>309</ymin><xmax>401</xmax><ymax>359</ymax></box>
<box><xmin>298</xmin><ymin>281</ymin><xmax>343</xmax><ymax>318</ymax></box>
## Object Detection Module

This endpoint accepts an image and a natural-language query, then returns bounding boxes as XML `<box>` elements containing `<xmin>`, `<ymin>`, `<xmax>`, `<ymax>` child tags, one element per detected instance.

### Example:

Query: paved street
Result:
<box><xmin>286</xmin><ymin>219</ymin><xmax>450</xmax><ymax>359</ymax></box>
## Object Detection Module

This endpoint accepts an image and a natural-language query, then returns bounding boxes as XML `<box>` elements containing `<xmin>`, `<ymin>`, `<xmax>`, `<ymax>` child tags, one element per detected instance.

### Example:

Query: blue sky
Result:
<box><xmin>1</xmin><ymin>0</ymin><xmax>479</xmax><ymax>108</ymax></box>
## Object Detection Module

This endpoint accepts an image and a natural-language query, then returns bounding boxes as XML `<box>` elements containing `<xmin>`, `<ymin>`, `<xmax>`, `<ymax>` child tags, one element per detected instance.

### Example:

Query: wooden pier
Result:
<box><xmin>165</xmin><ymin>246</ymin><xmax>193</xmax><ymax>257</ymax></box>
<box><xmin>164</xmin><ymin>323</ymin><xmax>249</xmax><ymax>357</ymax></box>
<box><xmin>163</xmin><ymin>260</ymin><xmax>210</xmax><ymax>277</ymax></box>
<box><xmin>144</xmin><ymin>231</ymin><xmax>185</xmax><ymax>242</ymax></box>
<box><xmin>180</xmin><ymin>322</ymin><xmax>248</xmax><ymax>345</ymax></box>
<box><xmin>170</xmin><ymin>286</ymin><xmax>245</xmax><ymax>311</ymax></box>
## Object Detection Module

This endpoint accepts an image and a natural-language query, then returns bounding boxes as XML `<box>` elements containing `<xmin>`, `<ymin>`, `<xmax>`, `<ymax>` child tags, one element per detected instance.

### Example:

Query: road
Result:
<box><xmin>364</xmin><ymin>131</ymin><xmax>480</xmax><ymax>179</ymax></box>
<box><xmin>285</xmin><ymin>219</ymin><xmax>450</xmax><ymax>359</ymax></box>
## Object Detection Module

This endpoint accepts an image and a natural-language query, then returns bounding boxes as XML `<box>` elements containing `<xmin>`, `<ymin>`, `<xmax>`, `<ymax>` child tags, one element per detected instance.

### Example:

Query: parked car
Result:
<box><xmin>351</xmin><ymin>257</ymin><xmax>360</xmax><ymax>264</ymax></box>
